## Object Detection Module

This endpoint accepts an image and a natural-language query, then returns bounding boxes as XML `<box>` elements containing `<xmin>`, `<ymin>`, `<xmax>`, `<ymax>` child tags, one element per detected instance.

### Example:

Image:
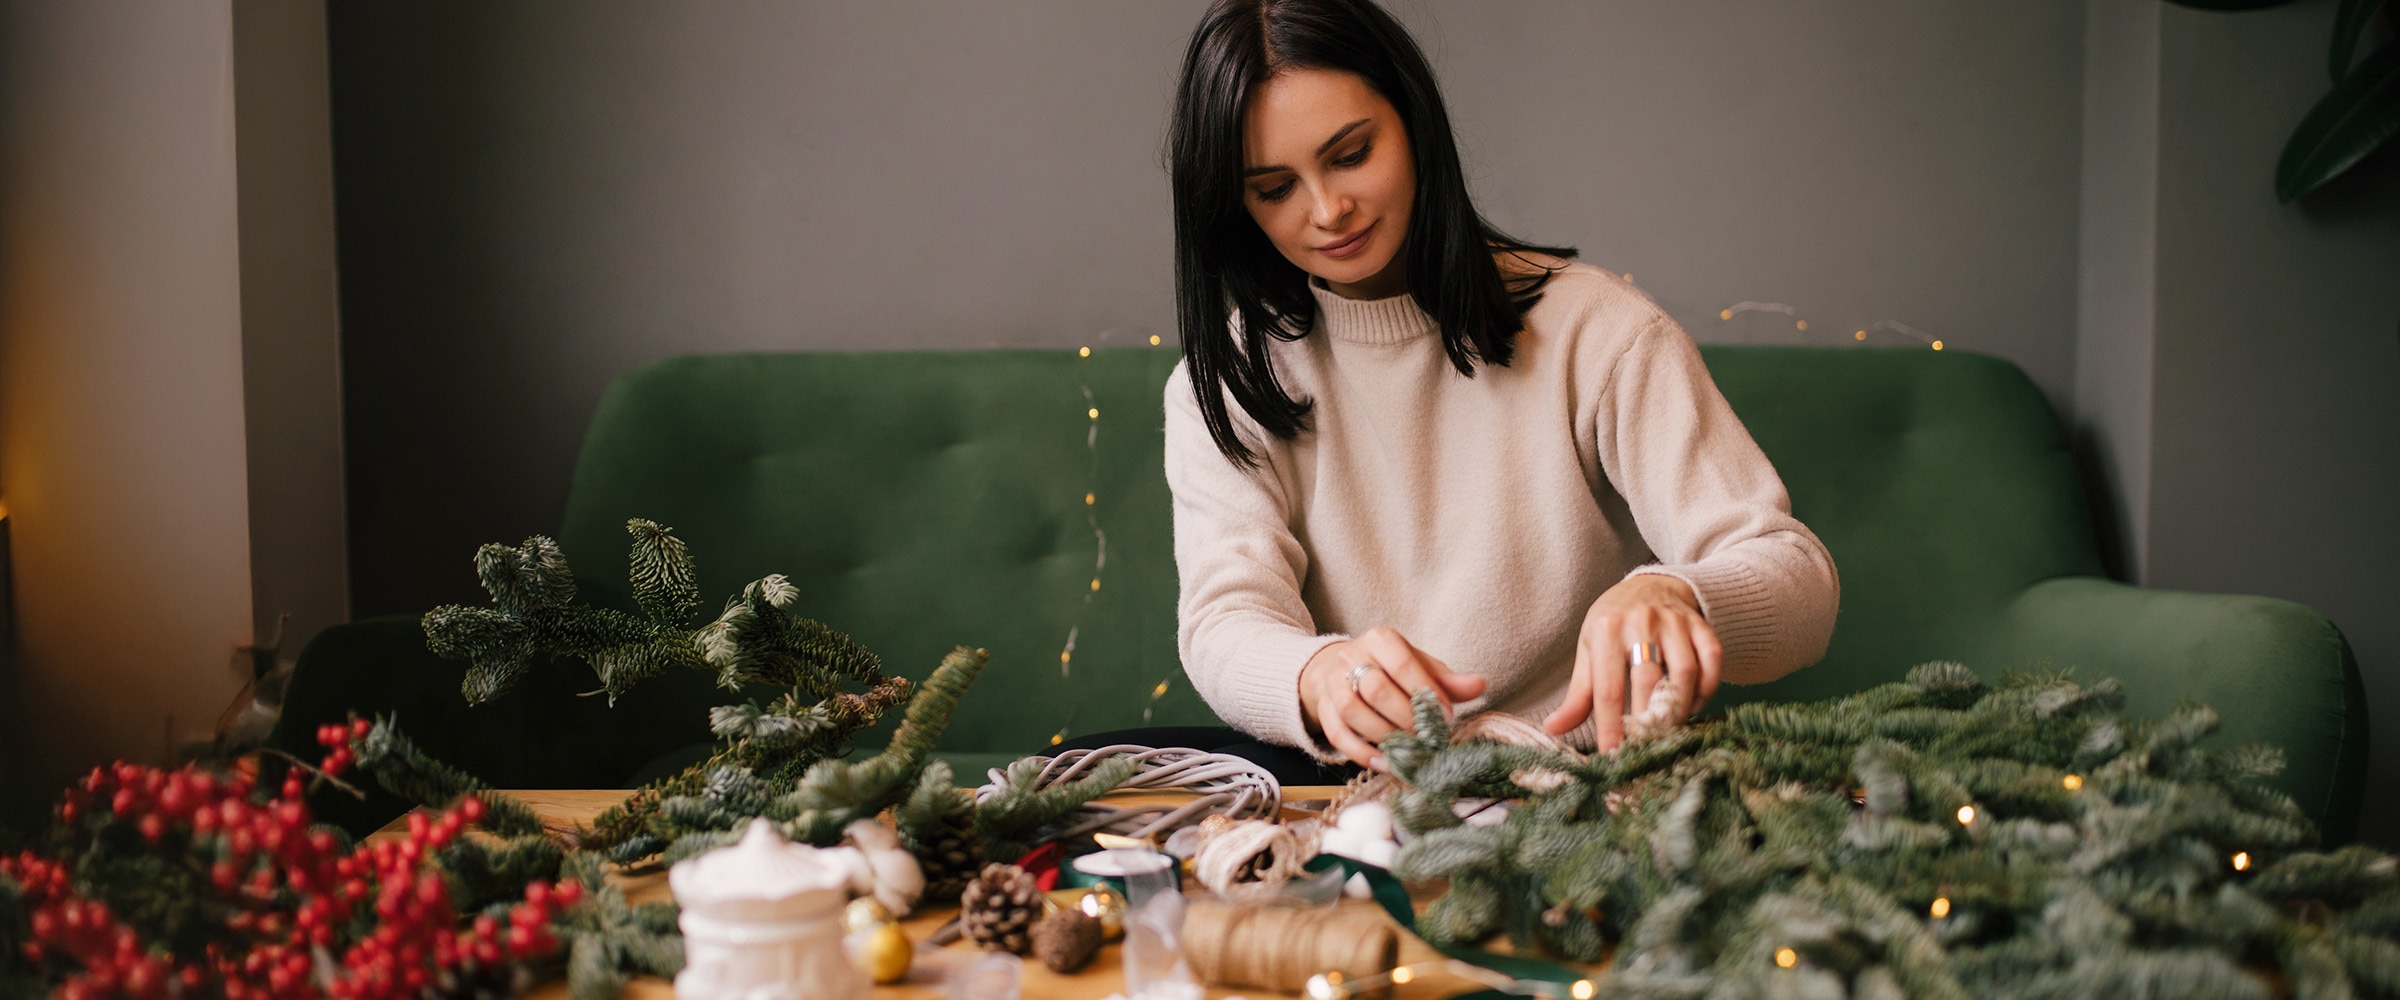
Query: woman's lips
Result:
<box><xmin>1318</xmin><ymin>221</ymin><xmax>1376</xmax><ymax>260</ymax></box>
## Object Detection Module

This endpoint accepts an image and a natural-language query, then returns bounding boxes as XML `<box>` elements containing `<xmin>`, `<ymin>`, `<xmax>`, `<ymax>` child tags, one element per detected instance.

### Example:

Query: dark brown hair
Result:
<box><xmin>1169</xmin><ymin>0</ymin><xmax>1577</xmax><ymax>465</ymax></box>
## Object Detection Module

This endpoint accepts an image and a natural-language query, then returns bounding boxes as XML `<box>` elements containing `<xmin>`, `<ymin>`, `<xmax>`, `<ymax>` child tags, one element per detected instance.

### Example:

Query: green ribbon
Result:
<box><xmin>1303</xmin><ymin>854</ymin><xmax>1589</xmax><ymax>998</ymax></box>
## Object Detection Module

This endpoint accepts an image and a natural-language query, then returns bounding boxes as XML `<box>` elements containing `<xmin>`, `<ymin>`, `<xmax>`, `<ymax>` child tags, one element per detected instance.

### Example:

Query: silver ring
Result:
<box><xmin>1348</xmin><ymin>661</ymin><xmax>1375</xmax><ymax>694</ymax></box>
<box><xmin>1628</xmin><ymin>642</ymin><xmax>1663</xmax><ymax>669</ymax></box>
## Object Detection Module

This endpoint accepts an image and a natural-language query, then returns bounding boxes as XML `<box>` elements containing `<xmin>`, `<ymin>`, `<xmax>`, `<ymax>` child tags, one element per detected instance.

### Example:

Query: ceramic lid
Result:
<box><xmin>669</xmin><ymin>818</ymin><xmax>851</xmax><ymax>908</ymax></box>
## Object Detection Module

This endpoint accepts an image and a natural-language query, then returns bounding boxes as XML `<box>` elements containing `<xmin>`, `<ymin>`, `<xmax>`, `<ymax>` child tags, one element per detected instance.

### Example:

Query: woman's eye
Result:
<box><xmin>1255</xmin><ymin>180</ymin><xmax>1295</xmax><ymax>202</ymax></box>
<box><xmin>1334</xmin><ymin>142</ymin><xmax>1372</xmax><ymax>167</ymax></box>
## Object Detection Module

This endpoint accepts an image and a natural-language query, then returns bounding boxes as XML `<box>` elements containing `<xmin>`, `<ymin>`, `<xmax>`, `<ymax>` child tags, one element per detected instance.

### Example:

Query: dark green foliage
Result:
<box><xmin>970</xmin><ymin>756</ymin><xmax>1141</xmax><ymax>863</ymax></box>
<box><xmin>1383</xmin><ymin>664</ymin><xmax>2400</xmax><ymax>997</ymax></box>
<box><xmin>352</xmin><ymin>716</ymin><xmax>545</xmax><ymax>838</ymax></box>
<box><xmin>439</xmin><ymin>835</ymin><xmax>568</xmax><ymax>913</ymax></box>
<box><xmin>556</xmin><ymin>879</ymin><xmax>683</xmax><ymax>1000</ymax></box>
<box><xmin>426</xmin><ymin>519</ymin><xmax>915</xmax><ymax>860</ymax></box>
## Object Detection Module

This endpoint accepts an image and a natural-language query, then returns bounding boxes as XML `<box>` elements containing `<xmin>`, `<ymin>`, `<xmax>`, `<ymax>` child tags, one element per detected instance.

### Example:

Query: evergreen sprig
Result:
<box><xmin>1383</xmin><ymin>663</ymin><xmax>2400</xmax><ymax>997</ymax></box>
<box><xmin>352</xmin><ymin>715</ymin><xmax>545</xmax><ymax>838</ymax></box>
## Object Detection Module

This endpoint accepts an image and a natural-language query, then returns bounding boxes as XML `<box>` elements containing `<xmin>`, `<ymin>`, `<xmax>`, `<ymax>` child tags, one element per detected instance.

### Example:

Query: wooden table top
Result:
<box><xmin>392</xmin><ymin>788</ymin><xmax>1582</xmax><ymax>1000</ymax></box>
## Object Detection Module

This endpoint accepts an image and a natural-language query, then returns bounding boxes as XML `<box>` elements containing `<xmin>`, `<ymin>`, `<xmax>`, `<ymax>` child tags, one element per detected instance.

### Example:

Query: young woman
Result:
<box><xmin>1159</xmin><ymin>0</ymin><xmax>1839</xmax><ymax>775</ymax></box>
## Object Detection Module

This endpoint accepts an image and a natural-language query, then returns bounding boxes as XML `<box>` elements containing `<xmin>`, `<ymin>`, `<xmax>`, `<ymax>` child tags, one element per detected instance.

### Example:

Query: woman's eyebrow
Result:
<box><xmin>1242</xmin><ymin>118</ymin><xmax>1373</xmax><ymax>177</ymax></box>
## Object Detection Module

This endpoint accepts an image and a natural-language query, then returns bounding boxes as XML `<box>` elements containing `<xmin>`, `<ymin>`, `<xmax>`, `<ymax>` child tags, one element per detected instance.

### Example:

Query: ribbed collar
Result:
<box><xmin>1310</xmin><ymin>278</ymin><xmax>1436</xmax><ymax>347</ymax></box>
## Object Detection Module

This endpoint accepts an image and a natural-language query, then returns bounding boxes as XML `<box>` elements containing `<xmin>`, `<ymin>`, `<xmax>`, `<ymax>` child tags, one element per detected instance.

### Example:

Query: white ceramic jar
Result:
<box><xmin>671</xmin><ymin>818</ymin><xmax>865</xmax><ymax>1000</ymax></box>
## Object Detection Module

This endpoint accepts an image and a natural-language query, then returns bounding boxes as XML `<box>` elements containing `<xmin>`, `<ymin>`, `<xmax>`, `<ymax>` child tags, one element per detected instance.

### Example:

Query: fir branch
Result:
<box><xmin>352</xmin><ymin>716</ymin><xmax>545</xmax><ymax>838</ymax></box>
<box><xmin>973</xmin><ymin>755</ymin><xmax>1138</xmax><ymax>861</ymax></box>
<box><xmin>625</xmin><ymin>519</ymin><xmax>701</xmax><ymax>626</ymax></box>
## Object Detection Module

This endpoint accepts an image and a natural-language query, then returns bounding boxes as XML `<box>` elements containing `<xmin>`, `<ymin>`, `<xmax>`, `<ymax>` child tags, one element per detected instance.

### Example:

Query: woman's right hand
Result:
<box><xmin>1299</xmin><ymin>627</ymin><xmax>1488</xmax><ymax>771</ymax></box>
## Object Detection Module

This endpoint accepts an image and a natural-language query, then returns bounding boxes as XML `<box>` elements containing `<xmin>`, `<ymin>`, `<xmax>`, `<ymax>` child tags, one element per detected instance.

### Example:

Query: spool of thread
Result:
<box><xmin>1182</xmin><ymin>899</ymin><xmax>1397</xmax><ymax>999</ymax></box>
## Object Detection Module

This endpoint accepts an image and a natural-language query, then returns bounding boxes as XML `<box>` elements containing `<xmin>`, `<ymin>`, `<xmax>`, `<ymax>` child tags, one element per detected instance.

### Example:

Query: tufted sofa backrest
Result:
<box><xmin>557</xmin><ymin>345</ymin><xmax>2102</xmax><ymax>755</ymax></box>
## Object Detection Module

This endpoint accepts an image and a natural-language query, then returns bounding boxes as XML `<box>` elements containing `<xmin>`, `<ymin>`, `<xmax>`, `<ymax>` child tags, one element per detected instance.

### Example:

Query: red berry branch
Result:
<box><xmin>0</xmin><ymin>719</ymin><xmax>649</xmax><ymax>1000</ymax></box>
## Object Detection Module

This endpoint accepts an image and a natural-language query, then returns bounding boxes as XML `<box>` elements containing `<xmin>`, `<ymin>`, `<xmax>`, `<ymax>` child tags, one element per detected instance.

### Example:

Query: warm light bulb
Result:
<box><xmin>1090</xmin><ymin>578</ymin><xmax>1102</xmax><ymax>592</ymax></box>
<box><xmin>1720</xmin><ymin>309</ymin><xmax>1733</xmax><ymax>320</ymax></box>
<box><xmin>1059</xmin><ymin>651</ymin><xmax>1071</xmax><ymax>664</ymax></box>
<box><xmin>1930</xmin><ymin>897</ymin><xmax>1951</xmax><ymax>919</ymax></box>
<box><xmin>1956</xmin><ymin>805</ymin><xmax>1976</xmax><ymax>825</ymax></box>
<box><xmin>1854</xmin><ymin>330</ymin><xmax>1867</xmax><ymax>341</ymax></box>
<box><xmin>2232</xmin><ymin>851</ymin><xmax>2251</xmax><ymax>871</ymax></box>
<box><xmin>1774</xmin><ymin>948</ymin><xmax>1797</xmax><ymax>969</ymax></box>
<box><xmin>1931</xmin><ymin>340</ymin><xmax>1945</xmax><ymax>351</ymax></box>
<box><xmin>1149</xmin><ymin>335</ymin><xmax>1162</xmax><ymax>345</ymax></box>
<box><xmin>1796</xmin><ymin>320</ymin><xmax>1808</xmax><ymax>331</ymax></box>
<box><xmin>1049</xmin><ymin>732</ymin><xmax>1064</xmax><ymax>746</ymax></box>
<box><xmin>1078</xmin><ymin>346</ymin><xmax>1091</xmax><ymax>357</ymax></box>
<box><xmin>2062</xmin><ymin>774</ymin><xmax>2083</xmax><ymax>791</ymax></box>
<box><xmin>1152</xmin><ymin>680</ymin><xmax>1170</xmax><ymax>698</ymax></box>
<box><xmin>1622</xmin><ymin>274</ymin><xmax>1634</xmax><ymax>284</ymax></box>
<box><xmin>1085</xmin><ymin>493</ymin><xmax>1096</xmax><ymax>505</ymax></box>
<box><xmin>1088</xmin><ymin>407</ymin><xmax>1099</xmax><ymax>419</ymax></box>
<box><xmin>1390</xmin><ymin>967</ymin><xmax>1414</xmax><ymax>985</ymax></box>
<box><xmin>1571</xmin><ymin>980</ymin><xmax>1596</xmax><ymax>1000</ymax></box>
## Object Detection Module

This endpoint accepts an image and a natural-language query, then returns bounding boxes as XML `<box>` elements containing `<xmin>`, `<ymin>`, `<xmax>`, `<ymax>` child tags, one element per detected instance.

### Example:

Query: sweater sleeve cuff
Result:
<box><xmin>1626</xmin><ymin>560</ymin><xmax>1777</xmax><ymax>679</ymax></box>
<box><xmin>1216</xmin><ymin>630</ymin><xmax>1351</xmax><ymax>761</ymax></box>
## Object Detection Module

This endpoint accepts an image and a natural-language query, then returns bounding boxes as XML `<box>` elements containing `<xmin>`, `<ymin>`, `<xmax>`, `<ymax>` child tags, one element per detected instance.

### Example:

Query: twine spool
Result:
<box><xmin>1189</xmin><ymin>816</ymin><xmax>1318</xmax><ymax>897</ymax></box>
<box><xmin>1182</xmin><ymin>899</ymin><xmax>1397</xmax><ymax>999</ymax></box>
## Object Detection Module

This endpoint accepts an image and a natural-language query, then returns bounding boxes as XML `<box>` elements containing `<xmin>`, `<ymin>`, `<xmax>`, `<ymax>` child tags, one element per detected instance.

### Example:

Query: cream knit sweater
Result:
<box><xmin>1165</xmin><ymin>262</ymin><xmax>1838</xmax><ymax>758</ymax></box>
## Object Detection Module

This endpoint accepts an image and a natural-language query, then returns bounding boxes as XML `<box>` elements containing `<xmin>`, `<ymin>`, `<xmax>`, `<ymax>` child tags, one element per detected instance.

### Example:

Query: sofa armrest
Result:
<box><xmin>1993</xmin><ymin>576</ymin><xmax>2368</xmax><ymax>842</ymax></box>
<box><xmin>266</xmin><ymin>616</ymin><xmax>731</xmax><ymax>836</ymax></box>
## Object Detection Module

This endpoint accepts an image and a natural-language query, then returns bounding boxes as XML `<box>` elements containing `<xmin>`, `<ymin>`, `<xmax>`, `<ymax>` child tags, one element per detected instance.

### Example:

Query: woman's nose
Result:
<box><xmin>1307</xmin><ymin>184</ymin><xmax>1349</xmax><ymax>230</ymax></box>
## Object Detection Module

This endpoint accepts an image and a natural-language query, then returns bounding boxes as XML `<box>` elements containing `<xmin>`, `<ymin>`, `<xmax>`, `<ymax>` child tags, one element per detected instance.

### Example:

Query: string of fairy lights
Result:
<box><xmin>1715</xmin><ymin>299</ymin><xmax>1947</xmax><ymax>351</ymax></box>
<box><xmin>1050</xmin><ymin>334</ymin><xmax>1175</xmax><ymax>747</ymax></box>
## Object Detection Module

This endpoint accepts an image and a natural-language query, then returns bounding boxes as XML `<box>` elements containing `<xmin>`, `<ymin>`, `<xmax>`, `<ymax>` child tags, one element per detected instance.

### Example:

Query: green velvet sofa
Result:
<box><xmin>270</xmin><ymin>346</ymin><xmax>2369</xmax><ymax>841</ymax></box>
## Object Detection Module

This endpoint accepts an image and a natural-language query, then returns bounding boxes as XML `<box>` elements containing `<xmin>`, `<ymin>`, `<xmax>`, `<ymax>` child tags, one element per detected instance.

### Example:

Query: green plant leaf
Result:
<box><xmin>2278</xmin><ymin>42</ymin><xmax>2400</xmax><ymax>201</ymax></box>
<box><xmin>2161</xmin><ymin>0</ymin><xmax>2297</xmax><ymax>9</ymax></box>
<box><xmin>2333</xmin><ymin>0</ymin><xmax>2391</xmax><ymax>81</ymax></box>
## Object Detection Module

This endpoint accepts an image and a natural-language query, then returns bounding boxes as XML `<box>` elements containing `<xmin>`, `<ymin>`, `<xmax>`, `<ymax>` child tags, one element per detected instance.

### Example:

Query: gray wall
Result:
<box><xmin>330</xmin><ymin>0</ymin><xmax>2088</xmax><ymax>617</ymax></box>
<box><xmin>234</xmin><ymin>0</ymin><xmax>349</xmax><ymax>674</ymax></box>
<box><xmin>2144</xmin><ymin>1</ymin><xmax>2400</xmax><ymax>839</ymax></box>
<box><xmin>0</xmin><ymin>0</ymin><xmax>257</xmax><ymax>808</ymax></box>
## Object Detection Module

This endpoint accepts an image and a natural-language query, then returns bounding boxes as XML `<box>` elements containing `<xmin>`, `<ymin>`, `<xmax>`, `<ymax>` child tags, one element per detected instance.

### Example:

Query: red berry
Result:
<box><xmin>112</xmin><ymin>788</ymin><xmax>138</xmax><ymax>815</ymax></box>
<box><xmin>212</xmin><ymin>861</ymin><xmax>239</xmax><ymax>892</ymax></box>
<box><xmin>505</xmin><ymin>924</ymin><xmax>533</xmax><ymax>956</ymax></box>
<box><xmin>553</xmin><ymin>879</ymin><xmax>584</xmax><ymax>906</ymax></box>
<box><xmin>138</xmin><ymin>814</ymin><xmax>165</xmax><ymax>844</ymax></box>
<box><xmin>351</xmin><ymin>718</ymin><xmax>372</xmax><ymax>739</ymax></box>
<box><xmin>458</xmin><ymin>796</ymin><xmax>486</xmax><ymax>823</ymax></box>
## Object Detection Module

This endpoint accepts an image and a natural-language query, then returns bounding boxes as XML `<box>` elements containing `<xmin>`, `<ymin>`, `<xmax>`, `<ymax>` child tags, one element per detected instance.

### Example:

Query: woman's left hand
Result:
<box><xmin>1541</xmin><ymin>575</ymin><xmax>1722</xmax><ymax>751</ymax></box>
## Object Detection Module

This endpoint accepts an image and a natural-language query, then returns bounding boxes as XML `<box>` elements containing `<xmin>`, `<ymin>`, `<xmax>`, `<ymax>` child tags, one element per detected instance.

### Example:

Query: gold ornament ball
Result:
<box><xmin>844</xmin><ymin>897</ymin><xmax>894</xmax><ymax>936</ymax></box>
<box><xmin>1077</xmin><ymin>884</ymin><xmax>1126</xmax><ymax>942</ymax></box>
<box><xmin>855</xmin><ymin>922</ymin><xmax>913</xmax><ymax>985</ymax></box>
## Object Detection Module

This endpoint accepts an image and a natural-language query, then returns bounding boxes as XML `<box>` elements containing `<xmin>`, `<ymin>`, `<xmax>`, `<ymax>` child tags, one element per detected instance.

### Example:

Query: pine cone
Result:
<box><xmin>905</xmin><ymin>813</ymin><xmax>984</xmax><ymax>902</ymax></box>
<box><xmin>1031</xmin><ymin>908</ymin><xmax>1102</xmax><ymax>973</ymax></box>
<box><xmin>959</xmin><ymin>863</ymin><xmax>1042</xmax><ymax>954</ymax></box>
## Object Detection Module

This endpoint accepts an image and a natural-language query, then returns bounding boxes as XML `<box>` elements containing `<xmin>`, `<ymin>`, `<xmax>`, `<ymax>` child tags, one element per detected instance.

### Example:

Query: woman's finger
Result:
<box><xmin>1355</xmin><ymin>662</ymin><xmax>1416</xmax><ymax>733</ymax></box>
<box><xmin>1320</xmin><ymin>706</ymin><xmax>1382</xmax><ymax>771</ymax></box>
<box><xmin>1542</xmin><ymin>645</ymin><xmax>1595</xmax><ymax>735</ymax></box>
<box><xmin>1656</xmin><ymin>618</ymin><xmax>1701</xmax><ymax>722</ymax></box>
<box><xmin>1341</xmin><ymin>697</ymin><xmax>1401</xmax><ymax>749</ymax></box>
<box><xmin>1354</xmin><ymin>628</ymin><xmax>1450</xmax><ymax>713</ymax></box>
<box><xmin>1691</xmin><ymin>620</ymin><xmax>1724</xmax><ymax>716</ymax></box>
<box><xmin>1623</xmin><ymin>610</ymin><xmax>1665</xmax><ymax>719</ymax></box>
<box><xmin>1589</xmin><ymin>629</ymin><xmax>1629</xmax><ymax>752</ymax></box>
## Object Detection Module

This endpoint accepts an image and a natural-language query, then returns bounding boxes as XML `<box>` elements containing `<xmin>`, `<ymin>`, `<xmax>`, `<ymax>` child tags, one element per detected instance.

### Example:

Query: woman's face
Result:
<box><xmin>1240</xmin><ymin>68</ymin><xmax>1415</xmax><ymax>300</ymax></box>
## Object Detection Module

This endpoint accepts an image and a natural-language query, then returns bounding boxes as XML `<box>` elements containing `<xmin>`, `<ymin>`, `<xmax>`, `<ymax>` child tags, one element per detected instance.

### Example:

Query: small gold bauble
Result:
<box><xmin>856</xmin><ymin>922</ymin><xmax>912</xmax><ymax>984</ymax></box>
<box><xmin>843</xmin><ymin>896</ymin><xmax>894</xmax><ymax>936</ymax></box>
<box><xmin>1076</xmin><ymin>884</ymin><xmax>1126</xmax><ymax>942</ymax></box>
